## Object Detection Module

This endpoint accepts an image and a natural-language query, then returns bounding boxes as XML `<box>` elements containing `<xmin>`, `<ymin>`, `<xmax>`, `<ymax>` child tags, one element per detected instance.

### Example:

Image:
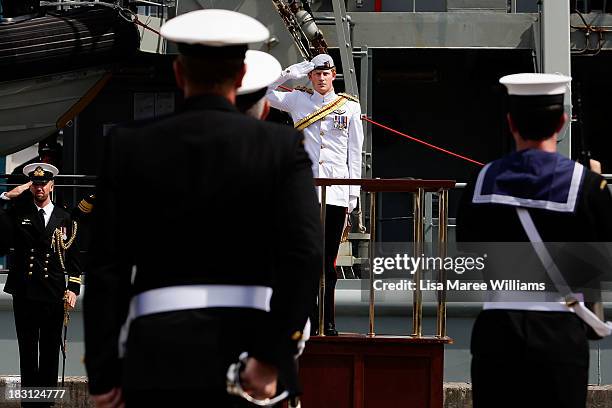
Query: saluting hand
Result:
<box><xmin>5</xmin><ymin>182</ymin><xmax>32</xmax><ymax>199</ymax></box>
<box><xmin>91</xmin><ymin>387</ymin><xmax>124</xmax><ymax>408</ymax></box>
<box><xmin>64</xmin><ymin>290</ymin><xmax>77</xmax><ymax>309</ymax></box>
<box><xmin>240</xmin><ymin>357</ymin><xmax>278</xmax><ymax>400</ymax></box>
<box><xmin>284</xmin><ymin>61</ymin><xmax>315</xmax><ymax>81</ymax></box>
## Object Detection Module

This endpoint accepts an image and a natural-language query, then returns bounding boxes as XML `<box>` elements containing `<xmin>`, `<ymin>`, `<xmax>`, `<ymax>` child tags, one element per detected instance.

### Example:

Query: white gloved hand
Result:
<box><xmin>348</xmin><ymin>196</ymin><xmax>358</xmax><ymax>213</ymax></box>
<box><xmin>295</xmin><ymin>319</ymin><xmax>311</xmax><ymax>358</ymax></box>
<box><xmin>282</xmin><ymin>61</ymin><xmax>315</xmax><ymax>81</ymax></box>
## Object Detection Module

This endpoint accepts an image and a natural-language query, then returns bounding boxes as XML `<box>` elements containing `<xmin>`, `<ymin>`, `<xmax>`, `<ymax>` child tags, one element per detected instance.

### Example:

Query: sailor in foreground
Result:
<box><xmin>266</xmin><ymin>54</ymin><xmax>364</xmax><ymax>336</ymax></box>
<box><xmin>235</xmin><ymin>50</ymin><xmax>281</xmax><ymax>119</ymax></box>
<box><xmin>236</xmin><ymin>50</ymin><xmax>313</xmax><ymax>357</ymax></box>
<box><xmin>457</xmin><ymin>73</ymin><xmax>612</xmax><ymax>408</ymax></box>
<box><xmin>0</xmin><ymin>163</ymin><xmax>80</xmax><ymax>407</ymax></box>
<box><xmin>84</xmin><ymin>9</ymin><xmax>322</xmax><ymax>408</ymax></box>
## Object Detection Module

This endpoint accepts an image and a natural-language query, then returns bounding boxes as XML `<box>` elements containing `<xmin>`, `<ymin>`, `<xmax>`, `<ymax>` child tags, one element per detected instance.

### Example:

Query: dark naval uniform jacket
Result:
<box><xmin>84</xmin><ymin>94</ymin><xmax>323</xmax><ymax>399</ymax></box>
<box><xmin>456</xmin><ymin>149</ymin><xmax>612</xmax><ymax>408</ymax></box>
<box><xmin>1</xmin><ymin>194</ymin><xmax>81</xmax><ymax>302</ymax></box>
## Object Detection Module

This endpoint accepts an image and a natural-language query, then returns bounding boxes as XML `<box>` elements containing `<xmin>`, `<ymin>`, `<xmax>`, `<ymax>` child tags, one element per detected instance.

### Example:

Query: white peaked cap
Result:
<box><xmin>23</xmin><ymin>163</ymin><xmax>59</xmax><ymax>177</ymax></box>
<box><xmin>500</xmin><ymin>73</ymin><xmax>571</xmax><ymax>96</ymax></box>
<box><xmin>160</xmin><ymin>9</ymin><xmax>269</xmax><ymax>46</ymax></box>
<box><xmin>311</xmin><ymin>53</ymin><xmax>334</xmax><ymax>70</ymax></box>
<box><xmin>237</xmin><ymin>50</ymin><xmax>282</xmax><ymax>95</ymax></box>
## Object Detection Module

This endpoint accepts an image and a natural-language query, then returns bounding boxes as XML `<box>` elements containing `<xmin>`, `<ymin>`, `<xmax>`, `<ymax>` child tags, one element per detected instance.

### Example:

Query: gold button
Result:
<box><xmin>44</xmin><ymin>275</ymin><xmax>48</xmax><ymax>278</ymax></box>
<box><xmin>46</xmin><ymin>254</ymin><xmax>50</xmax><ymax>258</ymax></box>
<box><xmin>29</xmin><ymin>264</ymin><xmax>33</xmax><ymax>268</ymax></box>
<box><xmin>30</xmin><ymin>249</ymin><xmax>34</xmax><ymax>253</ymax></box>
<box><xmin>319</xmin><ymin>160</ymin><xmax>324</xmax><ymax>165</ymax></box>
<box><xmin>30</xmin><ymin>256</ymin><xmax>34</xmax><ymax>260</ymax></box>
<box><xmin>28</xmin><ymin>272</ymin><xmax>32</xmax><ymax>276</ymax></box>
<box><xmin>320</xmin><ymin>131</ymin><xmax>324</xmax><ymax>136</ymax></box>
<box><xmin>321</xmin><ymin>145</ymin><xmax>325</xmax><ymax>149</ymax></box>
<box><xmin>44</xmin><ymin>268</ymin><xmax>48</xmax><ymax>272</ymax></box>
<box><xmin>45</xmin><ymin>260</ymin><xmax>49</xmax><ymax>264</ymax></box>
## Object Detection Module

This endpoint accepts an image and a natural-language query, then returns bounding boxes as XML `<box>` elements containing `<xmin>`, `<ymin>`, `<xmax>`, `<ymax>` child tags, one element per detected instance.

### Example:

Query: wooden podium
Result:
<box><xmin>302</xmin><ymin>179</ymin><xmax>455</xmax><ymax>408</ymax></box>
<box><xmin>298</xmin><ymin>334</ymin><xmax>450</xmax><ymax>408</ymax></box>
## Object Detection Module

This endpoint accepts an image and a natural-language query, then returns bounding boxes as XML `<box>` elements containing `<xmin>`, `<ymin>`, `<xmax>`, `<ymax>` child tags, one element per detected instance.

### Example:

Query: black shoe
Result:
<box><xmin>324</xmin><ymin>322</ymin><xmax>338</xmax><ymax>336</ymax></box>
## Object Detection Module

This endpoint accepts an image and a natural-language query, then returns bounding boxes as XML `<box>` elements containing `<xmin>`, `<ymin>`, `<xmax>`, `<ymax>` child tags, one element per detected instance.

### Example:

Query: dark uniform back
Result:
<box><xmin>457</xmin><ymin>151</ymin><xmax>612</xmax><ymax>408</ymax></box>
<box><xmin>84</xmin><ymin>94</ymin><xmax>322</xmax><ymax>402</ymax></box>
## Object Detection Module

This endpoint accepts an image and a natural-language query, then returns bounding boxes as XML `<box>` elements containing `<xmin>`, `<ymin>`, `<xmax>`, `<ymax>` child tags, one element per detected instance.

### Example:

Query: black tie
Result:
<box><xmin>38</xmin><ymin>208</ymin><xmax>45</xmax><ymax>228</ymax></box>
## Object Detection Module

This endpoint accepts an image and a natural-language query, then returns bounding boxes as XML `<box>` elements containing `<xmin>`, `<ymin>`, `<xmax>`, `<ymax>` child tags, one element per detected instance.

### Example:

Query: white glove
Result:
<box><xmin>282</xmin><ymin>61</ymin><xmax>315</xmax><ymax>81</ymax></box>
<box><xmin>295</xmin><ymin>319</ymin><xmax>311</xmax><ymax>358</ymax></box>
<box><xmin>348</xmin><ymin>196</ymin><xmax>358</xmax><ymax>213</ymax></box>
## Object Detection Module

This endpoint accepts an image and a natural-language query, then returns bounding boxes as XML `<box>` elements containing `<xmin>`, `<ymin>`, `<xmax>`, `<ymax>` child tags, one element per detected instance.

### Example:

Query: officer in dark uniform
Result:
<box><xmin>84</xmin><ymin>9</ymin><xmax>322</xmax><ymax>408</ymax></box>
<box><xmin>0</xmin><ymin>163</ymin><xmax>81</xmax><ymax>406</ymax></box>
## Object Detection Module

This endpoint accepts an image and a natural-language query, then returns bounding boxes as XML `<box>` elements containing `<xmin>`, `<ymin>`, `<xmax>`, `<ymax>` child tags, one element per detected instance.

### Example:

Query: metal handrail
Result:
<box><xmin>314</xmin><ymin>177</ymin><xmax>454</xmax><ymax>340</ymax></box>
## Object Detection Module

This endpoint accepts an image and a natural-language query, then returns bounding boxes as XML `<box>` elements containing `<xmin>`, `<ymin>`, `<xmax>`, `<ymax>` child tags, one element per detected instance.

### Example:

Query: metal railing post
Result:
<box><xmin>368</xmin><ymin>191</ymin><xmax>377</xmax><ymax>336</ymax></box>
<box><xmin>436</xmin><ymin>189</ymin><xmax>449</xmax><ymax>338</ymax></box>
<box><xmin>412</xmin><ymin>188</ymin><xmax>424</xmax><ymax>337</ymax></box>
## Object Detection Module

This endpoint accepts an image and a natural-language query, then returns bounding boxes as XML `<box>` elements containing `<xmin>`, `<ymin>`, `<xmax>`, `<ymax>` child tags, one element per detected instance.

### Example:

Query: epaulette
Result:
<box><xmin>294</xmin><ymin>85</ymin><xmax>314</xmax><ymax>95</ymax></box>
<box><xmin>338</xmin><ymin>92</ymin><xmax>359</xmax><ymax>103</ymax></box>
<box><xmin>77</xmin><ymin>194</ymin><xmax>95</xmax><ymax>214</ymax></box>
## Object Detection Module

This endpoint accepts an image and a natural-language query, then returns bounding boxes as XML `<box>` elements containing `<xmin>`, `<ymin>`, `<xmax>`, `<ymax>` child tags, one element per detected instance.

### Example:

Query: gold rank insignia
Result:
<box><xmin>78</xmin><ymin>200</ymin><xmax>93</xmax><ymax>214</ymax></box>
<box><xmin>337</xmin><ymin>92</ymin><xmax>359</xmax><ymax>103</ymax></box>
<box><xmin>295</xmin><ymin>85</ymin><xmax>314</xmax><ymax>95</ymax></box>
<box><xmin>33</xmin><ymin>167</ymin><xmax>45</xmax><ymax>177</ymax></box>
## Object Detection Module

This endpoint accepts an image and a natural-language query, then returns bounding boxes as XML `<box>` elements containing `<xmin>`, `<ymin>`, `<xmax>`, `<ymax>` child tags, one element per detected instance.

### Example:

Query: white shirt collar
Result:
<box><xmin>35</xmin><ymin>201</ymin><xmax>55</xmax><ymax>226</ymax></box>
<box><xmin>311</xmin><ymin>89</ymin><xmax>336</xmax><ymax>104</ymax></box>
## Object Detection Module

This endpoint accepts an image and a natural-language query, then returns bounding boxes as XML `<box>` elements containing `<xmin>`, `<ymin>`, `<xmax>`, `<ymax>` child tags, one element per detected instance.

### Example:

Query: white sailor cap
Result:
<box><xmin>311</xmin><ymin>53</ymin><xmax>335</xmax><ymax>70</ymax></box>
<box><xmin>160</xmin><ymin>9</ymin><xmax>269</xmax><ymax>57</ymax></box>
<box><xmin>23</xmin><ymin>163</ymin><xmax>59</xmax><ymax>184</ymax></box>
<box><xmin>499</xmin><ymin>73</ymin><xmax>571</xmax><ymax>96</ymax></box>
<box><xmin>237</xmin><ymin>50</ymin><xmax>282</xmax><ymax>95</ymax></box>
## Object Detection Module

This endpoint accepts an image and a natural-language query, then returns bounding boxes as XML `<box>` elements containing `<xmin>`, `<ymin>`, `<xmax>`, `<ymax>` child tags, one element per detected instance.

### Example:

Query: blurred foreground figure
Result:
<box><xmin>84</xmin><ymin>9</ymin><xmax>322</xmax><ymax>408</ymax></box>
<box><xmin>457</xmin><ymin>73</ymin><xmax>612</xmax><ymax>408</ymax></box>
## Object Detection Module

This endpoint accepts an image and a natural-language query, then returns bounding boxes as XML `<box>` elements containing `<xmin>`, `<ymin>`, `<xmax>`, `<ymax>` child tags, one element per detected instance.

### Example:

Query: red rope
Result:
<box><xmin>274</xmin><ymin>86</ymin><xmax>485</xmax><ymax>166</ymax></box>
<box><xmin>362</xmin><ymin>116</ymin><xmax>485</xmax><ymax>167</ymax></box>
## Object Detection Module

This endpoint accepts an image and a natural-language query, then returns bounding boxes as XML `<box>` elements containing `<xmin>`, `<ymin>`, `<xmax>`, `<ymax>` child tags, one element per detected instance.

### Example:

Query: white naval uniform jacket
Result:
<box><xmin>266</xmin><ymin>85</ymin><xmax>364</xmax><ymax>209</ymax></box>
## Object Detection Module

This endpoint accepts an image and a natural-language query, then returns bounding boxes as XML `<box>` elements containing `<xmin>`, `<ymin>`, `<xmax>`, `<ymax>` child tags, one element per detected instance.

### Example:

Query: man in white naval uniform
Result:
<box><xmin>266</xmin><ymin>54</ymin><xmax>364</xmax><ymax>336</ymax></box>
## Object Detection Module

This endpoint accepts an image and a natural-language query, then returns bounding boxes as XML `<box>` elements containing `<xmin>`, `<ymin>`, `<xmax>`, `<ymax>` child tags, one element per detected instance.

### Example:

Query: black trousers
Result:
<box><xmin>471</xmin><ymin>310</ymin><xmax>589</xmax><ymax>408</ymax></box>
<box><xmin>13</xmin><ymin>296</ymin><xmax>63</xmax><ymax>389</ymax></box>
<box><xmin>312</xmin><ymin>204</ymin><xmax>346</xmax><ymax>327</ymax></box>
<box><xmin>472</xmin><ymin>355</ymin><xmax>588</xmax><ymax>408</ymax></box>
